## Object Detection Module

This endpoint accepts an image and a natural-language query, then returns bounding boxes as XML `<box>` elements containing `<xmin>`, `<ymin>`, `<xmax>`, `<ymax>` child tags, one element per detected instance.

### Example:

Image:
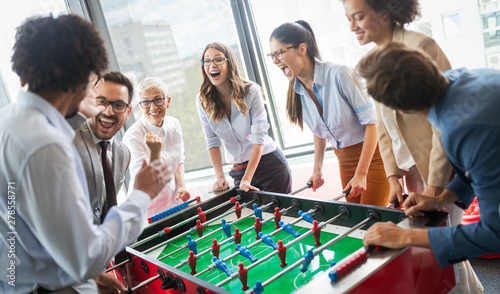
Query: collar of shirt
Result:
<box><xmin>293</xmin><ymin>58</ymin><xmax>326</xmax><ymax>95</ymax></box>
<box><xmin>291</xmin><ymin>59</ymin><xmax>375</xmax><ymax>149</ymax></box>
<box><xmin>18</xmin><ymin>90</ymin><xmax>75</xmax><ymax>141</ymax></box>
<box><xmin>428</xmin><ymin>68</ymin><xmax>464</xmax><ymax>128</ymax></box>
<box><xmin>140</xmin><ymin>115</ymin><xmax>164</xmax><ymax>137</ymax></box>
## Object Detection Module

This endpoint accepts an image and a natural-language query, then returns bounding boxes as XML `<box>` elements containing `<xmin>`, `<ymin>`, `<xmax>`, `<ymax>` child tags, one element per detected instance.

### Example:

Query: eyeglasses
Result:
<box><xmin>95</xmin><ymin>98</ymin><xmax>129</xmax><ymax>113</ymax></box>
<box><xmin>138</xmin><ymin>97</ymin><xmax>166</xmax><ymax>109</ymax></box>
<box><xmin>267</xmin><ymin>46</ymin><xmax>297</xmax><ymax>61</ymax></box>
<box><xmin>201</xmin><ymin>57</ymin><xmax>228</xmax><ymax>67</ymax></box>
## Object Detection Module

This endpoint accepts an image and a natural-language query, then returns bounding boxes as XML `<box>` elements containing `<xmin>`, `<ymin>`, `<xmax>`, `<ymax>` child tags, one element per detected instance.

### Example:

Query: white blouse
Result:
<box><xmin>123</xmin><ymin>115</ymin><xmax>185</xmax><ymax>214</ymax></box>
<box><xmin>196</xmin><ymin>84</ymin><xmax>276</xmax><ymax>164</ymax></box>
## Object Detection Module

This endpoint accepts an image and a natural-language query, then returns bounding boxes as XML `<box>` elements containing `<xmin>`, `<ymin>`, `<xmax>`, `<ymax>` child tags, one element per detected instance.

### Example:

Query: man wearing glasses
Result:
<box><xmin>70</xmin><ymin>71</ymin><xmax>133</xmax><ymax>293</ymax></box>
<box><xmin>71</xmin><ymin>71</ymin><xmax>133</xmax><ymax>225</ymax></box>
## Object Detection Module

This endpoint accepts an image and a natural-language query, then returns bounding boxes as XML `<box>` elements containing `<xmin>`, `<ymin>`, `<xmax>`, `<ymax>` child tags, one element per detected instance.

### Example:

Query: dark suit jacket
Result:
<box><xmin>73</xmin><ymin>119</ymin><xmax>131</xmax><ymax>224</ymax></box>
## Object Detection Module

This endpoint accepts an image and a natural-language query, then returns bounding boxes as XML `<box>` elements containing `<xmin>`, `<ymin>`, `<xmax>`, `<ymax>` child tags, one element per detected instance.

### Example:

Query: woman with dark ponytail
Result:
<box><xmin>269</xmin><ymin>20</ymin><xmax>389</xmax><ymax>206</ymax></box>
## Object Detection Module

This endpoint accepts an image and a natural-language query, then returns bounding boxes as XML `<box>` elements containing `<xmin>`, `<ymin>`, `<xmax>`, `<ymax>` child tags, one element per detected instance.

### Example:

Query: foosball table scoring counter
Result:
<box><xmin>111</xmin><ymin>188</ymin><xmax>455</xmax><ymax>294</ymax></box>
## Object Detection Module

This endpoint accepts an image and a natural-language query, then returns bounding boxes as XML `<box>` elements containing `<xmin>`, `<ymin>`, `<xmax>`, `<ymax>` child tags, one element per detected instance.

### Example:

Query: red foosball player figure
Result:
<box><xmin>238</xmin><ymin>262</ymin><xmax>249</xmax><ymax>291</ymax></box>
<box><xmin>235</xmin><ymin>201</ymin><xmax>242</xmax><ymax>219</ymax></box>
<box><xmin>233</xmin><ymin>227</ymin><xmax>243</xmax><ymax>248</ymax></box>
<box><xmin>197</xmin><ymin>207</ymin><xmax>207</xmax><ymax>227</ymax></box>
<box><xmin>254</xmin><ymin>218</ymin><xmax>263</xmax><ymax>240</ymax></box>
<box><xmin>211</xmin><ymin>239</ymin><xmax>221</xmax><ymax>258</ymax></box>
<box><xmin>196</xmin><ymin>219</ymin><xmax>204</xmax><ymax>237</ymax></box>
<box><xmin>312</xmin><ymin>220</ymin><xmax>321</xmax><ymax>246</ymax></box>
<box><xmin>277</xmin><ymin>240</ymin><xmax>287</xmax><ymax>268</ymax></box>
<box><xmin>188</xmin><ymin>251</ymin><xmax>197</xmax><ymax>275</ymax></box>
<box><xmin>273</xmin><ymin>207</ymin><xmax>282</xmax><ymax>229</ymax></box>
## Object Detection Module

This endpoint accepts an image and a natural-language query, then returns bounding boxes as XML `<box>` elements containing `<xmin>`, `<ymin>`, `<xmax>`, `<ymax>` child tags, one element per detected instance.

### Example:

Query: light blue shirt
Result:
<box><xmin>196</xmin><ymin>84</ymin><xmax>276</xmax><ymax>164</ymax></box>
<box><xmin>0</xmin><ymin>91</ymin><xmax>151</xmax><ymax>293</ymax></box>
<box><xmin>294</xmin><ymin>59</ymin><xmax>376</xmax><ymax>149</ymax></box>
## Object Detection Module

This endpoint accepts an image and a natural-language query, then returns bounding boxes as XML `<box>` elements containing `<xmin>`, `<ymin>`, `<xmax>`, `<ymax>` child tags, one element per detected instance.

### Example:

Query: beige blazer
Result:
<box><xmin>376</xmin><ymin>26</ymin><xmax>453</xmax><ymax>187</ymax></box>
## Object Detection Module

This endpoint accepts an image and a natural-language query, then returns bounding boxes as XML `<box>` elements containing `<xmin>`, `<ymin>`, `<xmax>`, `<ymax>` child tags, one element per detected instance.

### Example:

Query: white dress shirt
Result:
<box><xmin>379</xmin><ymin>106</ymin><xmax>416</xmax><ymax>171</ymax></box>
<box><xmin>0</xmin><ymin>91</ymin><xmax>151</xmax><ymax>293</ymax></box>
<box><xmin>123</xmin><ymin>115</ymin><xmax>183</xmax><ymax>213</ymax></box>
<box><xmin>294</xmin><ymin>59</ymin><xmax>377</xmax><ymax>149</ymax></box>
<box><xmin>196</xmin><ymin>84</ymin><xmax>276</xmax><ymax>164</ymax></box>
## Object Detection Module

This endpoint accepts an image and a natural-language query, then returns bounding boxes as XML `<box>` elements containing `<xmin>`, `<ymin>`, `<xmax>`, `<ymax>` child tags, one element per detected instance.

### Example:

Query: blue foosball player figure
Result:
<box><xmin>186</xmin><ymin>235</ymin><xmax>197</xmax><ymax>255</ymax></box>
<box><xmin>212</xmin><ymin>256</ymin><xmax>233</xmax><ymax>277</ymax></box>
<box><xmin>258</xmin><ymin>232</ymin><xmax>278</xmax><ymax>249</ymax></box>
<box><xmin>236</xmin><ymin>244</ymin><xmax>258</xmax><ymax>263</ymax></box>
<box><xmin>301</xmin><ymin>249</ymin><xmax>315</xmax><ymax>273</ymax></box>
<box><xmin>253</xmin><ymin>203</ymin><xmax>263</xmax><ymax>221</ymax></box>
<box><xmin>253</xmin><ymin>280</ymin><xmax>264</xmax><ymax>294</ymax></box>
<box><xmin>279</xmin><ymin>221</ymin><xmax>300</xmax><ymax>238</ymax></box>
<box><xmin>298</xmin><ymin>210</ymin><xmax>314</xmax><ymax>224</ymax></box>
<box><xmin>221</xmin><ymin>218</ymin><xmax>232</xmax><ymax>238</ymax></box>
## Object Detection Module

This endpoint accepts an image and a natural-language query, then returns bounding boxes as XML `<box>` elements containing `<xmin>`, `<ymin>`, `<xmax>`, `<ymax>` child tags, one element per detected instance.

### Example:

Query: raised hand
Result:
<box><xmin>145</xmin><ymin>132</ymin><xmax>162</xmax><ymax>162</ymax></box>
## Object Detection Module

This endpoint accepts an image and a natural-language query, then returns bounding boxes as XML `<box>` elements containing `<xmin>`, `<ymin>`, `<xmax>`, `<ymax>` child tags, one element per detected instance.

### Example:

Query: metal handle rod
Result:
<box><xmin>105</xmin><ymin>259</ymin><xmax>128</xmax><ymax>273</ymax></box>
<box><xmin>331</xmin><ymin>187</ymin><xmax>352</xmax><ymax>201</ymax></box>
<box><xmin>289</xmin><ymin>181</ymin><xmax>313</xmax><ymax>195</ymax></box>
<box><xmin>175</xmin><ymin>202</ymin><xmax>275</xmax><ymax>268</ymax></box>
<box><xmin>147</xmin><ymin>200</ymin><xmax>255</xmax><ymax>255</ymax></box>
<box><xmin>159</xmin><ymin>200</ymin><xmax>273</xmax><ymax>262</ymax></box>
<box><xmin>249</xmin><ymin>215</ymin><xmax>374</xmax><ymax>293</ymax></box>
<box><xmin>213</xmin><ymin>208</ymin><xmax>316</xmax><ymax>287</ymax></box>
<box><xmin>159</xmin><ymin>201</ymin><xmax>264</xmax><ymax>262</ymax></box>
<box><xmin>130</xmin><ymin>230</ymin><xmax>165</xmax><ymax>249</ymax></box>
<box><xmin>142</xmin><ymin>198</ymin><xmax>247</xmax><ymax>255</ymax></box>
<box><xmin>132</xmin><ymin>198</ymin><xmax>208</xmax><ymax>249</ymax></box>
<box><xmin>193</xmin><ymin>205</ymin><xmax>292</xmax><ymax>277</ymax></box>
<box><xmin>171</xmin><ymin>196</ymin><xmax>242</xmax><ymax>232</ymax></box>
<box><xmin>126</xmin><ymin>274</ymin><xmax>160</xmax><ymax>293</ymax></box>
<box><xmin>218</xmin><ymin>212</ymin><xmax>345</xmax><ymax>287</ymax></box>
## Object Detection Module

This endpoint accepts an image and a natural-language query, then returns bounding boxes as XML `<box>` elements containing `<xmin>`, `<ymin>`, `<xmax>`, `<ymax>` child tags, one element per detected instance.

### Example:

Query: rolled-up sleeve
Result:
<box><xmin>337</xmin><ymin>66</ymin><xmax>376</xmax><ymax>125</ymax></box>
<box><xmin>248</xmin><ymin>86</ymin><xmax>270</xmax><ymax>145</ymax></box>
<box><xmin>196</xmin><ymin>94</ymin><xmax>221</xmax><ymax>150</ymax></box>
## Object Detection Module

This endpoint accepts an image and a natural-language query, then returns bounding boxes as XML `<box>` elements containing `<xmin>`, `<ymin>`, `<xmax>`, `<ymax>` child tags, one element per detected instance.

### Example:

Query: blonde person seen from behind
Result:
<box><xmin>123</xmin><ymin>77</ymin><xmax>190</xmax><ymax>218</ymax></box>
<box><xmin>196</xmin><ymin>42</ymin><xmax>292</xmax><ymax>194</ymax></box>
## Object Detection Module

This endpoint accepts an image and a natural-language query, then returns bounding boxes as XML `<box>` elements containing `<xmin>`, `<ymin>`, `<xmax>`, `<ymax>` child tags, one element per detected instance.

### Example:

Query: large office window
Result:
<box><xmin>0</xmin><ymin>1</ymin><xmax>68</xmax><ymax>105</ymax></box>
<box><xmin>248</xmin><ymin>0</ymin><xmax>490</xmax><ymax>153</ymax></box>
<box><xmin>1</xmin><ymin>0</ymin><xmax>497</xmax><ymax>173</ymax></box>
<box><xmin>99</xmin><ymin>0</ymin><xmax>246</xmax><ymax>171</ymax></box>
<box><xmin>249</xmin><ymin>0</ymin><xmax>374</xmax><ymax>151</ymax></box>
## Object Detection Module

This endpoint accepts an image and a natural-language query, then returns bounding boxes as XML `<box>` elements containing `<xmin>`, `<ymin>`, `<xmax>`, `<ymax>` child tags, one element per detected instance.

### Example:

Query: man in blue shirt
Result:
<box><xmin>356</xmin><ymin>42</ymin><xmax>500</xmax><ymax>268</ymax></box>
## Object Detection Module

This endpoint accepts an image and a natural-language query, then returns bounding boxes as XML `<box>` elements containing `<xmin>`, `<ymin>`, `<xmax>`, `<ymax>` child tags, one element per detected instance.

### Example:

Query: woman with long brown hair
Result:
<box><xmin>196</xmin><ymin>42</ymin><xmax>291</xmax><ymax>193</ymax></box>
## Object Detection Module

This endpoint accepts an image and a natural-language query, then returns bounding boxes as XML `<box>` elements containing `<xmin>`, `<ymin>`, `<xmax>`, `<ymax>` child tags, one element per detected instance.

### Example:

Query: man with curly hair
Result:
<box><xmin>0</xmin><ymin>14</ymin><xmax>171</xmax><ymax>293</ymax></box>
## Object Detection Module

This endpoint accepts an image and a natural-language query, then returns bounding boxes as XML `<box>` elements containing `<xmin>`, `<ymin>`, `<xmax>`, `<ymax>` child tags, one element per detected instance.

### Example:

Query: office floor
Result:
<box><xmin>469</xmin><ymin>258</ymin><xmax>500</xmax><ymax>293</ymax></box>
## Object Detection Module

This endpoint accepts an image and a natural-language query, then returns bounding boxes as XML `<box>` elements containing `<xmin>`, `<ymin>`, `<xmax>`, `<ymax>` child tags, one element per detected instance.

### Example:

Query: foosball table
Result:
<box><xmin>109</xmin><ymin>187</ymin><xmax>455</xmax><ymax>293</ymax></box>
